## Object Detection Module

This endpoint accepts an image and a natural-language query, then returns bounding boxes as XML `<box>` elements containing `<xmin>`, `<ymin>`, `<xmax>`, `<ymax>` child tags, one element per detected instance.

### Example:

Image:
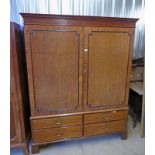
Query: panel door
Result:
<box><xmin>83</xmin><ymin>27</ymin><xmax>133</xmax><ymax>110</ymax></box>
<box><xmin>25</xmin><ymin>26</ymin><xmax>83</xmax><ymax>115</ymax></box>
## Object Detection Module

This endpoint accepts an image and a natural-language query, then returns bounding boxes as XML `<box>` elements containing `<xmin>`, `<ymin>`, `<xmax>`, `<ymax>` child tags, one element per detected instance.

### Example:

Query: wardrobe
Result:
<box><xmin>10</xmin><ymin>22</ymin><xmax>30</xmax><ymax>154</ymax></box>
<box><xmin>21</xmin><ymin>13</ymin><xmax>138</xmax><ymax>153</ymax></box>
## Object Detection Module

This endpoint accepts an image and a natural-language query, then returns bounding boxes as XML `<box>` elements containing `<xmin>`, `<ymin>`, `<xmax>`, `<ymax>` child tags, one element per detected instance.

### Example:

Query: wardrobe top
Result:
<box><xmin>20</xmin><ymin>13</ymin><xmax>138</xmax><ymax>28</ymax></box>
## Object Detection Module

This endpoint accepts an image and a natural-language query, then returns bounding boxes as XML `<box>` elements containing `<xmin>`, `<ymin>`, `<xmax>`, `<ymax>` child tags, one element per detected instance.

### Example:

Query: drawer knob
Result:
<box><xmin>84</xmin><ymin>49</ymin><xmax>88</xmax><ymax>52</ymax></box>
<box><xmin>56</xmin><ymin>122</ymin><xmax>62</xmax><ymax>125</ymax></box>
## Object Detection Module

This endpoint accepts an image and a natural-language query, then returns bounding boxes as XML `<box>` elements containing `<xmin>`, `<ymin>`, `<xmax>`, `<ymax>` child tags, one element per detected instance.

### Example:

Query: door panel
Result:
<box><xmin>84</xmin><ymin>27</ymin><xmax>131</xmax><ymax>109</ymax></box>
<box><xmin>27</xmin><ymin>26</ymin><xmax>83</xmax><ymax>114</ymax></box>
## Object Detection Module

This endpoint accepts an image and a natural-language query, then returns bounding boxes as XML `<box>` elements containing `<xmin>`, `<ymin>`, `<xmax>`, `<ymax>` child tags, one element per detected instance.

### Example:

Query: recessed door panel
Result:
<box><xmin>85</xmin><ymin>27</ymin><xmax>131</xmax><ymax>109</ymax></box>
<box><xmin>28</xmin><ymin>26</ymin><xmax>83</xmax><ymax>113</ymax></box>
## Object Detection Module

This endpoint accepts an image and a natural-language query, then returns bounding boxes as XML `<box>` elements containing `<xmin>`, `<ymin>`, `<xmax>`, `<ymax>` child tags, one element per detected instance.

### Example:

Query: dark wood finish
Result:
<box><xmin>10</xmin><ymin>101</ymin><xmax>17</xmax><ymax>139</ymax></box>
<box><xmin>129</xmin><ymin>58</ymin><xmax>144</xmax><ymax>127</ymax></box>
<box><xmin>10</xmin><ymin>22</ymin><xmax>30</xmax><ymax>155</ymax></box>
<box><xmin>21</xmin><ymin>13</ymin><xmax>138</xmax><ymax>153</ymax></box>
<box><xmin>20</xmin><ymin>13</ymin><xmax>137</xmax><ymax>28</ymax></box>
<box><xmin>129</xmin><ymin>88</ymin><xmax>143</xmax><ymax>127</ymax></box>
<box><xmin>31</xmin><ymin>115</ymin><xmax>82</xmax><ymax>129</ymax></box>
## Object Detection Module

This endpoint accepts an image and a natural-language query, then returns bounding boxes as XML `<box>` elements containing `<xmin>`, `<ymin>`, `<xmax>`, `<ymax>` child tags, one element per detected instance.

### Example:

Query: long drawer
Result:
<box><xmin>84</xmin><ymin>120</ymin><xmax>126</xmax><ymax>136</ymax></box>
<box><xmin>84</xmin><ymin>110</ymin><xmax>128</xmax><ymax>124</ymax></box>
<box><xmin>32</xmin><ymin>125</ymin><xmax>82</xmax><ymax>143</ymax></box>
<box><xmin>31</xmin><ymin>115</ymin><xmax>82</xmax><ymax>129</ymax></box>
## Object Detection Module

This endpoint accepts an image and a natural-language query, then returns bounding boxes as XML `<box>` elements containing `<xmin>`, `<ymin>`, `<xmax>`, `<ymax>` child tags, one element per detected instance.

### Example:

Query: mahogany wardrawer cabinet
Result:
<box><xmin>10</xmin><ymin>22</ymin><xmax>30</xmax><ymax>155</ymax></box>
<box><xmin>21</xmin><ymin>13</ymin><xmax>138</xmax><ymax>154</ymax></box>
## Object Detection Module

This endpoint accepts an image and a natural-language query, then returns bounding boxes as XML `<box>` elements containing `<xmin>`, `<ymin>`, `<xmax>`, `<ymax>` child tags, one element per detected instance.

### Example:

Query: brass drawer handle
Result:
<box><xmin>102</xmin><ymin>117</ymin><xmax>109</xmax><ymax>120</ymax></box>
<box><xmin>104</xmin><ymin>128</ymin><xmax>109</xmax><ymax>131</ymax></box>
<box><xmin>101</xmin><ymin>127</ymin><xmax>109</xmax><ymax>131</ymax></box>
<box><xmin>55</xmin><ymin>119</ymin><xmax>63</xmax><ymax>125</ymax></box>
<box><xmin>105</xmin><ymin>117</ymin><xmax>109</xmax><ymax>120</ymax></box>
<box><xmin>56</xmin><ymin>133</ymin><xmax>63</xmax><ymax>137</ymax></box>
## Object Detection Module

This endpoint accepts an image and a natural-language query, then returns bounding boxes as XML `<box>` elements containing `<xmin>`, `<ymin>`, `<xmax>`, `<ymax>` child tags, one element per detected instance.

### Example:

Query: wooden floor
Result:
<box><xmin>11</xmin><ymin>115</ymin><xmax>145</xmax><ymax>155</ymax></box>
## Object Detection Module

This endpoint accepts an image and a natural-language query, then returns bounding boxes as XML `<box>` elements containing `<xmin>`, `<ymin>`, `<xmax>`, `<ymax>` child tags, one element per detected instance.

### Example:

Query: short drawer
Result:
<box><xmin>31</xmin><ymin>115</ymin><xmax>82</xmax><ymax>130</ymax></box>
<box><xmin>32</xmin><ymin>125</ymin><xmax>82</xmax><ymax>143</ymax></box>
<box><xmin>84</xmin><ymin>120</ymin><xmax>126</xmax><ymax>136</ymax></box>
<box><xmin>84</xmin><ymin>110</ymin><xmax>128</xmax><ymax>124</ymax></box>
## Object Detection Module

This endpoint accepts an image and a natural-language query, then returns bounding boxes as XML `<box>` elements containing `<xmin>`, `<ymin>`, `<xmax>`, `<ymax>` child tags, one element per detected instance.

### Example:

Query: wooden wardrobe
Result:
<box><xmin>10</xmin><ymin>22</ymin><xmax>30</xmax><ymax>155</ymax></box>
<box><xmin>21</xmin><ymin>13</ymin><xmax>138</xmax><ymax>153</ymax></box>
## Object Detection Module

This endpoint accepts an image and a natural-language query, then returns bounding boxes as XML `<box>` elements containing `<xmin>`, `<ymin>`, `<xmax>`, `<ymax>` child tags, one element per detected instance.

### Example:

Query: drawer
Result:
<box><xmin>84</xmin><ymin>120</ymin><xmax>126</xmax><ymax>136</ymax></box>
<box><xmin>84</xmin><ymin>110</ymin><xmax>128</xmax><ymax>124</ymax></box>
<box><xmin>32</xmin><ymin>125</ymin><xmax>82</xmax><ymax>143</ymax></box>
<box><xmin>31</xmin><ymin>115</ymin><xmax>82</xmax><ymax>129</ymax></box>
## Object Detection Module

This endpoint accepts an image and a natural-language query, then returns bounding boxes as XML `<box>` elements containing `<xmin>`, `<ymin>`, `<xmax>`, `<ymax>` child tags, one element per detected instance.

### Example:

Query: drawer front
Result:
<box><xmin>84</xmin><ymin>110</ymin><xmax>127</xmax><ymax>124</ymax></box>
<box><xmin>84</xmin><ymin>120</ymin><xmax>126</xmax><ymax>136</ymax></box>
<box><xmin>32</xmin><ymin>125</ymin><xmax>82</xmax><ymax>143</ymax></box>
<box><xmin>31</xmin><ymin>115</ymin><xmax>82</xmax><ymax>129</ymax></box>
